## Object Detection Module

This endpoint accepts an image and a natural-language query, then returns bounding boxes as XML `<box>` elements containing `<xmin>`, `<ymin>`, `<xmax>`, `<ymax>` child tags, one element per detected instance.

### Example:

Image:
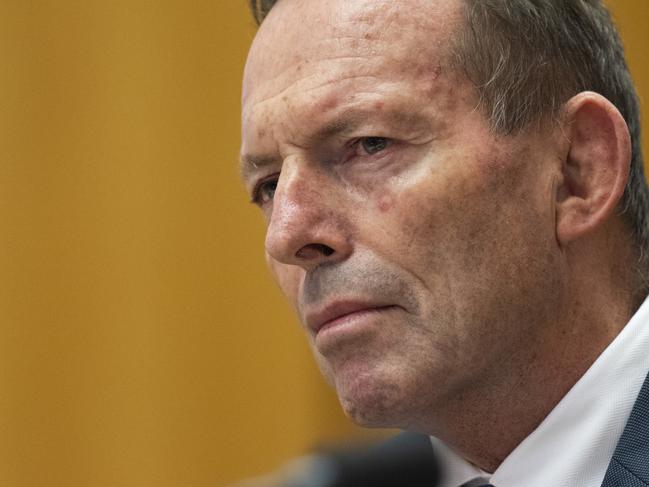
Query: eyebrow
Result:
<box><xmin>239</xmin><ymin>116</ymin><xmax>362</xmax><ymax>183</ymax></box>
<box><xmin>239</xmin><ymin>104</ymin><xmax>430</xmax><ymax>182</ymax></box>
<box><xmin>315</xmin><ymin>114</ymin><xmax>364</xmax><ymax>141</ymax></box>
<box><xmin>315</xmin><ymin>105</ymin><xmax>430</xmax><ymax>141</ymax></box>
<box><xmin>239</xmin><ymin>153</ymin><xmax>279</xmax><ymax>182</ymax></box>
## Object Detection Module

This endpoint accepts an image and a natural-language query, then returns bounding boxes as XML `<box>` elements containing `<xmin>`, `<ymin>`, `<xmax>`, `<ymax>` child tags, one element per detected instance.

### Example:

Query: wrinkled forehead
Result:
<box><xmin>242</xmin><ymin>0</ymin><xmax>462</xmax><ymax>103</ymax></box>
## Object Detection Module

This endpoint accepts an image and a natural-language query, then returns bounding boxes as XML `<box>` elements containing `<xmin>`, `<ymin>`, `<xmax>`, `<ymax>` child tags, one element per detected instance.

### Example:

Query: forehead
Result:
<box><xmin>242</xmin><ymin>0</ymin><xmax>462</xmax><ymax>102</ymax></box>
<box><xmin>240</xmin><ymin>0</ymin><xmax>465</xmax><ymax>179</ymax></box>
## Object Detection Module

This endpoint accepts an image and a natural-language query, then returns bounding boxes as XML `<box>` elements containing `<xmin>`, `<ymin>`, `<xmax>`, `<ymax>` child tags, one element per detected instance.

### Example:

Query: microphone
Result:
<box><xmin>279</xmin><ymin>433</ymin><xmax>440</xmax><ymax>487</ymax></box>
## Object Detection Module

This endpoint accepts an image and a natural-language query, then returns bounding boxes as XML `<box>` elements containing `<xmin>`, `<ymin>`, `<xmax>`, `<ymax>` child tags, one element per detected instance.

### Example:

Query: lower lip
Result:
<box><xmin>315</xmin><ymin>306</ymin><xmax>396</xmax><ymax>340</ymax></box>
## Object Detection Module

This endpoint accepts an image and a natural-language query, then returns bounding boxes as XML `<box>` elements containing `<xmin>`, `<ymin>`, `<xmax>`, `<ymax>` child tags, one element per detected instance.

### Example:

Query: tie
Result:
<box><xmin>460</xmin><ymin>478</ymin><xmax>494</xmax><ymax>487</ymax></box>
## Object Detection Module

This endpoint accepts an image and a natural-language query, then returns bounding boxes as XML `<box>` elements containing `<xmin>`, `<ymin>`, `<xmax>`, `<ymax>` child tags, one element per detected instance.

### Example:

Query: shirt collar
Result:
<box><xmin>430</xmin><ymin>436</ymin><xmax>486</xmax><ymax>487</ymax></box>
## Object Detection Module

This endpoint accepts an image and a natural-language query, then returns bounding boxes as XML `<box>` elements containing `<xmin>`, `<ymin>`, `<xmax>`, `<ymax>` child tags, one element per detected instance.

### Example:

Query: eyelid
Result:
<box><xmin>348</xmin><ymin>136</ymin><xmax>393</xmax><ymax>157</ymax></box>
<box><xmin>250</xmin><ymin>173</ymin><xmax>279</xmax><ymax>205</ymax></box>
<box><xmin>249</xmin><ymin>136</ymin><xmax>395</xmax><ymax>203</ymax></box>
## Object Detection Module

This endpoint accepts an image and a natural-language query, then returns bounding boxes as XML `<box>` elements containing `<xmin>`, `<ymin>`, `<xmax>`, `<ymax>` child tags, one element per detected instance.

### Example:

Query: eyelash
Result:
<box><xmin>251</xmin><ymin>137</ymin><xmax>393</xmax><ymax>206</ymax></box>
<box><xmin>349</xmin><ymin>136</ymin><xmax>392</xmax><ymax>157</ymax></box>
<box><xmin>251</xmin><ymin>174</ymin><xmax>279</xmax><ymax>206</ymax></box>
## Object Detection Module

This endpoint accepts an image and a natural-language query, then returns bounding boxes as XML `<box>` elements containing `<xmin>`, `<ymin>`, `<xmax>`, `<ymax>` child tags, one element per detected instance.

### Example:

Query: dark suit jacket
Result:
<box><xmin>601</xmin><ymin>370</ymin><xmax>649</xmax><ymax>486</ymax></box>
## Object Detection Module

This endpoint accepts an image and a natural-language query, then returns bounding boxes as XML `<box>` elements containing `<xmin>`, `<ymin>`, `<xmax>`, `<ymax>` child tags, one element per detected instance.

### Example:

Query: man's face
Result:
<box><xmin>241</xmin><ymin>0</ymin><xmax>564</xmax><ymax>431</ymax></box>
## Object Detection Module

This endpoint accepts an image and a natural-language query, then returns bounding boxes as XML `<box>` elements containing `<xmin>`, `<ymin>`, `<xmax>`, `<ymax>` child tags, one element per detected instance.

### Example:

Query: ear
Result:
<box><xmin>556</xmin><ymin>92</ymin><xmax>631</xmax><ymax>245</ymax></box>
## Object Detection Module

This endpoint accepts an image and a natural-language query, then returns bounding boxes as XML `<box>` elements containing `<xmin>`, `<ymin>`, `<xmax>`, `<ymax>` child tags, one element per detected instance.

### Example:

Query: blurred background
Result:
<box><xmin>0</xmin><ymin>1</ymin><xmax>646</xmax><ymax>486</ymax></box>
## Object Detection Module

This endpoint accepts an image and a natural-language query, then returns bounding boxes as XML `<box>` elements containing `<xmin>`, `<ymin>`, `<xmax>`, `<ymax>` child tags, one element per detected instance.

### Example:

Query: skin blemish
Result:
<box><xmin>314</xmin><ymin>93</ymin><xmax>341</xmax><ymax>114</ymax></box>
<box><xmin>413</xmin><ymin>64</ymin><xmax>443</xmax><ymax>83</ymax></box>
<box><xmin>377</xmin><ymin>193</ymin><xmax>395</xmax><ymax>213</ymax></box>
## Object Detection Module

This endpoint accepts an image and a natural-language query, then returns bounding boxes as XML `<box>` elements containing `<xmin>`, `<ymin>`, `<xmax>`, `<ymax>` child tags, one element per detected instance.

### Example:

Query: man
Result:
<box><xmin>239</xmin><ymin>0</ymin><xmax>649</xmax><ymax>485</ymax></box>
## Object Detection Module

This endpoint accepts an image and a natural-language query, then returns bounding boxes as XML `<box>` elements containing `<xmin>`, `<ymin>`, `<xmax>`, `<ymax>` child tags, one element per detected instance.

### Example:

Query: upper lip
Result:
<box><xmin>305</xmin><ymin>300</ymin><xmax>393</xmax><ymax>334</ymax></box>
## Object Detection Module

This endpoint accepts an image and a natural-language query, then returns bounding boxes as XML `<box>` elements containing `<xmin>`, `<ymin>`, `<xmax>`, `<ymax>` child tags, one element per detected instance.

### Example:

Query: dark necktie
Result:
<box><xmin>460</xmin><ymin>478</ymin><xmax>494</xmax><ymax>487</ymax></box>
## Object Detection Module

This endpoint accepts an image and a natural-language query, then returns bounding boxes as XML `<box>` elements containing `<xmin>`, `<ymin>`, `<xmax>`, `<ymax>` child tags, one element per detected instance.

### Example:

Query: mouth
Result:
<box><xmin>306</xmin><ymin>301</ymin><xmax>398</xmax><ymax>336</ymax></box>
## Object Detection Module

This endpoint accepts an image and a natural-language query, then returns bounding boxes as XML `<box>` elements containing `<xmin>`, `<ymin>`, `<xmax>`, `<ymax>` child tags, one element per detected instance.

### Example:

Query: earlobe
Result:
<box><xmin>555</xmin><ymin>92</ymin><xmax>631</xmax><ymax>245</ymax></box>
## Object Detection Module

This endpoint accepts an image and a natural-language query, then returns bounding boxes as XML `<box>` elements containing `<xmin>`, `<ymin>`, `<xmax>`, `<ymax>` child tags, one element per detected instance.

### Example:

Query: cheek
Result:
<box><xmin>369</xmin><ymin>150</ymin><xmax>536</xmax><ymax>273</ymax></box>
<box><xmin>394</xmin><ymin>150</ymin><xmax>556</xmax><ymax>298</ymax></box>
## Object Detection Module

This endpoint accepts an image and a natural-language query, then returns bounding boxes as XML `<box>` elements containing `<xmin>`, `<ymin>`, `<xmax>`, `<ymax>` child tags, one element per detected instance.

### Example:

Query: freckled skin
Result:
<box><xmin>240</xmin><ymin>0</ymin><xmax>635</xmax><ymax>472</ymax></box>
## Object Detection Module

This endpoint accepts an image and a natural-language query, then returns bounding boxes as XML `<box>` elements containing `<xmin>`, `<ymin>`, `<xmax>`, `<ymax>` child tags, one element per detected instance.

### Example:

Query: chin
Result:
<box><xmin>332</xmin><ymin>363</ymin><xmax>415</xmax><ymax>429</ymax></box>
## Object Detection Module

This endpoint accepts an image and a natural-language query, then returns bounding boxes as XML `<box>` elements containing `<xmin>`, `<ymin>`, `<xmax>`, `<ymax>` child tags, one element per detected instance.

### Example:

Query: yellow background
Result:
<box><xmin>0</xmin><ymin>1</ymin><xmax>646</xmax><ymax>486</ymax></box>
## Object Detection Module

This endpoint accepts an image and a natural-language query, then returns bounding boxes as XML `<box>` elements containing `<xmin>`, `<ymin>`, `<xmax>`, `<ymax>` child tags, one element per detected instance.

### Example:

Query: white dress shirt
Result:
<box><xmin>433</xmin><ymin>296</ymin><xmax>649</xmax><ymax>487</ymax></box>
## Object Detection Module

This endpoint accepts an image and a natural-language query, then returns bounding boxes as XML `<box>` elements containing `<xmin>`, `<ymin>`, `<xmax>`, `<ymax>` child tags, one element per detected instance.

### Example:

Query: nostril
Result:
<box><xmin>296</xmin><ymin>243</ymin><xmax>335</xmax><ymax>259</ymax></box>
<box><xmin>318</xmin><ymin>244</ymin><xmax>335</xmax><ymax>257</ymax></box>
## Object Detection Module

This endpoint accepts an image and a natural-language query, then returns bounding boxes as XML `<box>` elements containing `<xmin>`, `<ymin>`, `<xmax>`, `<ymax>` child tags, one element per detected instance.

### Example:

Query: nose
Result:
<box><xmin>265</xmin><ymin>162</ymin><xmax>352</xmax><ymax>271</ymax></box>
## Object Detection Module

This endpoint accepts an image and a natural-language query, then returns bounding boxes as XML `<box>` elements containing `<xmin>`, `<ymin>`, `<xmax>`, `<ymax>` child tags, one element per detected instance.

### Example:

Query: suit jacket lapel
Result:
<box><xmin>601</xmin><ymin>370</ymin><xmax>649</xmax><ymax>486</ymax></box>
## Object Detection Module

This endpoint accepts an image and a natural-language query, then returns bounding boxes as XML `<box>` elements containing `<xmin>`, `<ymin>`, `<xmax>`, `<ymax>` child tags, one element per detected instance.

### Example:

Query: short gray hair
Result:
<box><xmin>452</xmin><ymin>1</ymin><xmax>648</xmax><ymax>292</ymax></box>
<box><xmin>247</xmin><ymin>0</ymin><xmax>649</xmax><ymax>291</ymax></box>
<box><xmin>248</xmin><ymin>0</ymin><xmax>276</xmax><ymax>25</ymax></box>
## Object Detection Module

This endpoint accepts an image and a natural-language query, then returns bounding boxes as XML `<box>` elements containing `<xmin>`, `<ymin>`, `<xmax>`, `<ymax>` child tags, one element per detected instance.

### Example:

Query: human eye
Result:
<box><xmin>353</xmin><ymin>136</ymin><xmax>392</xmax><ymax>156</ymax></box>
<box><xmin>251</xmin><ymin>175</ymin><xmax>278</xmax><ymax>206</ymax></box>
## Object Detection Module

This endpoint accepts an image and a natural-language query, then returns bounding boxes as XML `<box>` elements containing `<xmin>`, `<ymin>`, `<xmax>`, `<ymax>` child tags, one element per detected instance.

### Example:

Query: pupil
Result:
<box><xmin>362</xmin><ymin>137</ymin><xmax>388</xmax><ymax>154</ymax></box>
<box><xmin>264</xmin><ymin>182</ymin><xmax>277</xmax><ymax>200</ymax></box>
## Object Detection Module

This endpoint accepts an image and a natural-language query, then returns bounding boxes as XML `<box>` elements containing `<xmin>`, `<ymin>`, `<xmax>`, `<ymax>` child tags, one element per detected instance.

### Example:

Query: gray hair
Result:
<box><xmin>247</xmin><ymin>0</ymin><xmax>649</xmax><ymax>292</ymax></box>
<box><xmin>249</xmin><ymin>0</ymin><xmax>276</xmax><ymax>24</ymax></box>
<box><xmin>453</xmin><ymin>1</ymin><xmax>648</xmax><ymax>293</ymax></box>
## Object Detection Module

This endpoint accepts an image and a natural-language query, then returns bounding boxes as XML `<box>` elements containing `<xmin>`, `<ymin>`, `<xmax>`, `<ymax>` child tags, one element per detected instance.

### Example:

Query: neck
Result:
<box><xmin>442</xmin><ymin>302</ymin><xmax>630</xmax><ymax>472</ymax></box>
<box><xmin>427</xmin><ymin>230</ymin><xmax>640</xmax><ymax>472</ymax></box>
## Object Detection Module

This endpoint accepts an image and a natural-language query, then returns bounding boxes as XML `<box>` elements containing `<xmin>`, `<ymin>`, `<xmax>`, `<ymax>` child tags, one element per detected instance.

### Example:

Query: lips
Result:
<box><xmin>305</xmin><ymin>301</ymin><xmax>395</xmax><ymax>335</ymax></box>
